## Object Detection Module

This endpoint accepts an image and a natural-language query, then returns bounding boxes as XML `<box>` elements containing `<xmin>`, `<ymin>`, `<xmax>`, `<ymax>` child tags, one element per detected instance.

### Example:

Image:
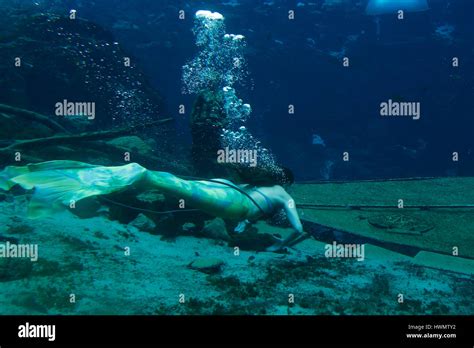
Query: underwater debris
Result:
<box><xmin>231</xmin><ymin>228</ymin><xmax>277</xmax><ymax>251</ymax></box>
<box><xmin>0</xmin><ymin>112</ymin><xmax>178</xmax><ymax>172</ymax></box>
<box><xmin>128</xmin><ymin>213</ymin><xmax>157</xmax><ymax>234</ymax></box>
<box><xmin>1</xmin><ymin>114</ymin><xmax>171</xmax><ymax>153</ymax></box>
<box><xmin>0</xmin><ymin>103</ymin><xmax>68</xmax><ymax>134</ymax></box>
<box><xmin>182</xmin><ymin>222</ymin><xmax>198</xmax><ymax>234</ymax></box>
<box><xmin>189</xmin><ymin>257</ymin><xmax>225</xmax><ymax>274</ymax></box>
<box><xmin>199</xmin><ymin>218</ymin><xmax>231</xmax><ymax>241</ymax></box>
<box><xmin>106</xmin><ymin>136</ymin><xmax>154</xmax><ymax>157</ymax></box>
<box><xmin>368</xmin><ymin>213</ymin><xmax>434</xmax><ymax>235</ymax></box>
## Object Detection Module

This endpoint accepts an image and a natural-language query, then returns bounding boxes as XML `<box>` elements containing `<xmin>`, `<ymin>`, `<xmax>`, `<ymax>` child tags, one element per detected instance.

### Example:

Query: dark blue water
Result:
<box><xmin>59</xmin><ymin>0</ymin><xmax>474</xmax><ymax>180</ymax></box>
<box><xmin>5</xmin><ymin>0</ymin><xmax>473</xmax><ymax>181</ymax></box>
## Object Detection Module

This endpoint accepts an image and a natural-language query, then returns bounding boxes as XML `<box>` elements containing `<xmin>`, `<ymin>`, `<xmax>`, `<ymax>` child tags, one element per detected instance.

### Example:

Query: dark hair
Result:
<box><xmin>281</xmin><ymin>167</ymin><xmax>294</xmax><ymax>186</ymax></box>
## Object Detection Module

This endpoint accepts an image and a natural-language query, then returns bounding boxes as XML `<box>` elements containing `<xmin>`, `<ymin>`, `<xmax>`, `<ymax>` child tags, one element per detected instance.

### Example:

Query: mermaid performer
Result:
<box><xmin>0</xmin><ymin>160</ymin><xmax>303</xmax><ymax>251</ymax></box>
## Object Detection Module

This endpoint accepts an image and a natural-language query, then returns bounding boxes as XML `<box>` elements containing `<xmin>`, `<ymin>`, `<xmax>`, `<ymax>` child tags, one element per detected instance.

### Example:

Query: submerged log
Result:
<box><xmin>0</xmin><ymin>103</ymin><xmax>69</xmax><ymax>134</ymax></box>
<box><xmin>0</xmin><ymin>118</ymin><xmax>173</xmax><ymax>152</ymax></box>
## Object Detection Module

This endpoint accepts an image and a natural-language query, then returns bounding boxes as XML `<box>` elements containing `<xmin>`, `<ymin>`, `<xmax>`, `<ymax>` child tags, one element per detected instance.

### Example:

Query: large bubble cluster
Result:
<box><xmin>182</xmin><ymin>11</ymin><xmax>247</xmax><ymax>94</ymax></box>
<box><xmin>220</xmin><ymin>125</ymin><xmax>282</xmax><ymax>173</ymax></box>
<box><xmin>222</xmin><ymin>86</ymin><xmax>251</xmax><ymax>127</ymax></box>
<box><xmin>184</xmin><ymin>10</ymin><xmax>282</xmax><ymax>175</ymax></box>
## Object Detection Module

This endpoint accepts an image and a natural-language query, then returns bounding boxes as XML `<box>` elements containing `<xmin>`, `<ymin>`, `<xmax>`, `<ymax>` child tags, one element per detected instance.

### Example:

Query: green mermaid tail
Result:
<box><xmin>0</xmin><ymin>160</ymin><xmax>147</xmax><ymax>218</ymax></box>
<box><xmin>1</xmin><ymin>160</ymin><xmax>254</xmax><ymax>220</ymax></box>
<box><xmin>0</xmin><ymin>160</ymin><xmax>99</xmax><ymax>190</ymax></box>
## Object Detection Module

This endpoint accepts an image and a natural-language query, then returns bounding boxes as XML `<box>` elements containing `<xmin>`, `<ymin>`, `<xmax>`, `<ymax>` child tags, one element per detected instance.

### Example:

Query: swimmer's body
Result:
<box><xmin>0</xmin><ymin>160</ymin><xmax>304</xmax><ymax>251</ymax></box>
<box><xmin>169</xmin><ymin>177</ymin><xmax>304</xmax><ymax>251</ymax></box>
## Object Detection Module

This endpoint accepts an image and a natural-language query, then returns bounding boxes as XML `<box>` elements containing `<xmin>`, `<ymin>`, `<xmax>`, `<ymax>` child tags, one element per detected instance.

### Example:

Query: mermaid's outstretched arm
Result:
<box><xmin>0</xmin><ymin>160</ymin><xmax>252</xmax><ymax>220</ymax></box>
<box><xmin>266</xmin><ymin>189</ymin><xmax>305</xmax><ymax>252</ymax></box>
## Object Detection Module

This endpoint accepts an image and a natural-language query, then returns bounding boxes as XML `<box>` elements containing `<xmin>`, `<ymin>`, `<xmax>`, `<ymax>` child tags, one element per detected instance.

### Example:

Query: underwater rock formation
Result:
<box><xmin>199</xmin><ymin>218</ymin><xmax>231</xmax><ymax>242</ymax></box>
<box><xmin>0</xmin><ymin>13</ymin><xmax>164</xmax><ymax>129</ymax></box>
<box><xmin>128</xmin><ymin>213</ymin><xmax>157</xmax><ymax>234</ymax></box>
<box><xmin>0</xmin><ymin>11</ymin><xmax>191</xmax><ymax>174</ymax></box>
<box><xmin>190</xmin><ymin>90</ymin><xmax>230</xmax><ymax>177</ymax></box>
<box><xmin>188</xmin><ymin>257</ymin><xmax>225</xmax><ymax>274</ymax></box>
<box><xmin>0</xmin><ymin>104</ymin><xmax>175</xmax><ymax>169</ymax></box>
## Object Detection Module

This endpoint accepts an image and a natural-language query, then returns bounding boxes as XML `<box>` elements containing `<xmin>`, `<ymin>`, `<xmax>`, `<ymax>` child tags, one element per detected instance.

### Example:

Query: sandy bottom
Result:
<box><xmin>0</xmin><ymin>197</ymin><xmax>472</xmax><ymax>315</ymax></box>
